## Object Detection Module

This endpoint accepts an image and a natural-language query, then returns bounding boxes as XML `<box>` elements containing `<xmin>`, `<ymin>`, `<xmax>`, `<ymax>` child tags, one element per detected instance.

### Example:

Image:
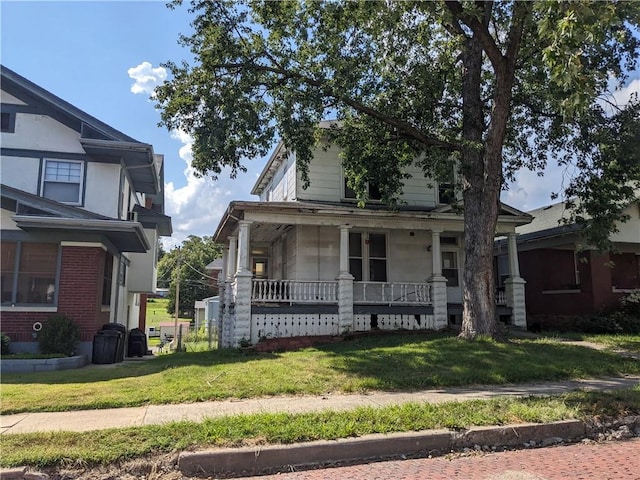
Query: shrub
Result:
<box><xmin>574</xmin><ymin>292</ymin><xmax>640</xmax><ymax>334</ymax></box>
<box><xmin>38</xmin><ymin>316</ymin><xmax>80</xmax><ymax>356</ymax></box>
<box><xmin>1</xmin><ymin>333</ymin><xmax>10</xmax><ymax>355</ymax></box>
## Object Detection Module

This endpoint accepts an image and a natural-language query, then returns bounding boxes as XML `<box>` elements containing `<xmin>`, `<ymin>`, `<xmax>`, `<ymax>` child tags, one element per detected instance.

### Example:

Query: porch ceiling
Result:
<box><xmin>213</xmin><ymin>200</ymin><xmax>533</xmax><ymax>243</ymax></box>
<box><xmin>250</xmin><ymin>222</ymin><xmax>294</xmax><ymax>244</ymax></box>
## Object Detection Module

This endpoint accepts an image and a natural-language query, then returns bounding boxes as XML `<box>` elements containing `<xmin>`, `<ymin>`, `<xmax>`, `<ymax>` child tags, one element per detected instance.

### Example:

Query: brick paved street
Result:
<box><xmin>241</xmin><ymin>438</ymin><xmax>640</xmax><ymax>480</ymax></box>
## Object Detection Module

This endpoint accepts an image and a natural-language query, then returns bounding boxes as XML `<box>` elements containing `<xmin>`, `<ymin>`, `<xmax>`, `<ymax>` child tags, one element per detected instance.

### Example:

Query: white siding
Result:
<box><xmin>0</xmin><ymin>156</ymin><xmax>41</xmax><ymax>194</ymax></box>
<box><xmin>84</xmin><ymin>162</ymin><xmax>121</xmax><ymax>217</ymax></box>
<box><xmin>1</xmin><ymin>91</ymin><xmax>26</xmax><ymax>105</ymax></box>
<box><xmin>2</xmin><ymin>113</ymin><xmax>84</xmax><ymax>153</ymax></box>
<box><xmin>0</xmin><ymin>208</ymin><xmax>19</xmax><ymax>230</ymax></box>
<box><xmin>286</xmin><ymin>228</ymin><xmax>297</xmax><ymax>279</ymax></box>
<box><xmin>260</xmin><ymin>154</ymin><xmax>297</xmax><ymax>202</ymax></box>
<box><xmin>611</xmin><ymin>203</ymin><xmax>640</xmax><ymax>244</ymax></box>
<box><xmin>387</xmin><ymin>230</ymin><xmax>432</xmax><ymax>282</ymax></box>
<box><xmin>294</xmin><ymin>225</ymin><xmax>340</xmax><ymax>280</ymax></box>
<box><xmin>296</xmin><ymin>144</ymin><xmax>343</xmax><ymax>202</ymax></box>
<box><xmin>127</xmin><ymin>228</ymin><xmax>158</xmax><ymax>293</ymax></box>
<box><xmin>286</xmin><ymin>155</ymin><xmax>297</xmax><ymax>200</ymax></box>
<box><xmin>399</xmin><ymin>163</ymin><xmax>438</xmax><ymax>206</ymax></box>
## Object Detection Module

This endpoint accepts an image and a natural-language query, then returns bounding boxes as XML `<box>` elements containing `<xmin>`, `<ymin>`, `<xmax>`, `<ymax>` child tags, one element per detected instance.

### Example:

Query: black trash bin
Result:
<box><xmin>127</xmin><ymin>328</ymin><xmax>147</xmax><ymax>357</ymax></box>
<box><xmin>92</xmin><ymin>330</ymin><xmax>121</xmax><ymax>364</ymax></box>
<box><xmin>101</xmin><ymin>323</ymin><xmax>127</xmax><ymax>362</ymax></box>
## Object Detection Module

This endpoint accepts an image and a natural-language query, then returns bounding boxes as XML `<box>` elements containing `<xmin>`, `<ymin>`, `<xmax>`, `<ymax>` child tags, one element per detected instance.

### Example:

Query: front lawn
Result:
<box><xmin>2</xmin><ymin>387</ymin><xmax>639</xmax><ymax>468</ymax></box>
<box><xmin>2</xmin><ymin>332</ymin><xmax>639</xmax><ymax>415</ymax></box>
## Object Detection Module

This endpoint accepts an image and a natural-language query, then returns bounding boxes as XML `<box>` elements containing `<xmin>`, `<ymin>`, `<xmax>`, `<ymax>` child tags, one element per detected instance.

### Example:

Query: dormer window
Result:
<box><xmin>41</xmin><ymin>159</ymin><xmax>84</xmax><ymax>205</ymax></box>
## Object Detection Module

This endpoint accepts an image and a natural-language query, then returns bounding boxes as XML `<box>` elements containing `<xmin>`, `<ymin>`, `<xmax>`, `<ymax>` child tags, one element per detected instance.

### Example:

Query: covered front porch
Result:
<box><xmin>214</xmin><ymin>201</ymin><xmax>527</xmax><ymax>347</ymax></box>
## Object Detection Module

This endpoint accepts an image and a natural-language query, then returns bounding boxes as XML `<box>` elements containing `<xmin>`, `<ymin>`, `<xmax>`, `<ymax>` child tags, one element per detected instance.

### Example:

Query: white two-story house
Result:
<box><xmin>213</xmin><ymin>123</ymin><xmax>532</xmax><ymax>347</ymax></box>
<box><xmin>0</xmin><ymin>65</ymin><xmax>172</xmax><ymax>356</ymax></box>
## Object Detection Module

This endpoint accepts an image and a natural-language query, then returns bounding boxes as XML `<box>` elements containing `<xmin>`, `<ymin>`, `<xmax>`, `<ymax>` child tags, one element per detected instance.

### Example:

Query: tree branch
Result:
<box><xmin>214</xmin><ymin>62</ymin><xmax>460</xmax><ymax>152</ymax></box>
<box><xmin>445</xmin><ymin>1</ymin><xmax>505</xmax><ymax>71</ymax></box>
<box><xmin>504</xmin><ymin>2</ymin><xmax>532</xmax><ymax>75</ymax></box>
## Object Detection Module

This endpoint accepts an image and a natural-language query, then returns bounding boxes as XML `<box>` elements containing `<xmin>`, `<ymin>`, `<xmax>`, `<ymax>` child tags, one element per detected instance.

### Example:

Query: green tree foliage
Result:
<box><xmin>156</xmin><ymin>0</ymin><xmax>640</xmax><ymax>338</ymax></box>
<box><xmin>157</xmin><ymin>236</ymin><xmax>222</xmax><ymax>317</ymax></box>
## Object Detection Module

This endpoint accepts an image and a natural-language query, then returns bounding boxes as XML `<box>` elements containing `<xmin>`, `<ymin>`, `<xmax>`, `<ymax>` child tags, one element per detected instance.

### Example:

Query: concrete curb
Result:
<box><xmin>178</xmin><ymin>419</ymin><xmax>586</xmax><ymax>477</ymax></box>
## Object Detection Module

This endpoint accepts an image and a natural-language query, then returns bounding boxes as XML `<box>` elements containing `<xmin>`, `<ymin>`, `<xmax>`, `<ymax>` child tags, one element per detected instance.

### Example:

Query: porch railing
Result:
<box><xmin>354</xmin><ymin>282</ymin><xmax>432</xmax><ymax>305</ymax></box>
<box><xmin>252</xmin><ymin>279</ymin><xmax>338</xmax><ymax>304</ymax></box>
<box><xmin>496</xmin><ymin>290</ymin><xmax>507</xmax><ymax>305</ymax></box>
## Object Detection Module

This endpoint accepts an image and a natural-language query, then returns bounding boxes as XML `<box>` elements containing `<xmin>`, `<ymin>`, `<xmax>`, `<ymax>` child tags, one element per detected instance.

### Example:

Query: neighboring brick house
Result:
<box><xmin>0</xmin><ymin>65</ymin><xmax>172</xmax><ymax>355</ymax></box>
<box><xmin>495</xmin><ymin>199</ymin><xmax>640</xmax><ymax>330</ymax></box>
<box><xmin>213</xmin><ymin>127</ymin><xmax>532</xmax><ymax>347</ymax></box>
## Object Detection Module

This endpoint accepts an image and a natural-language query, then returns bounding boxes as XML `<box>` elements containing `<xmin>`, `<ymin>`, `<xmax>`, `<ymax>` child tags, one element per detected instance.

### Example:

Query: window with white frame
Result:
<box><xmin>349</xmin><ymin>232</ymin><xmax>387</xmax><ymax>282</ymax></box>
<box><xmin>42</xmin><ymin>159</ymin><xmax>83</xmax><ymax>204</ymax></box>
<box><xmin>442</xmin><ymin>250</ymin><xmax>459</xmax><ymax>287</ymax></box>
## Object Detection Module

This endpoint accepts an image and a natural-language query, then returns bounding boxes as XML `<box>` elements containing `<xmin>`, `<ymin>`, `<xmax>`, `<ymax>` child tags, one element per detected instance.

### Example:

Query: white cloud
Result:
<box><xmin>502</xmin><ymin>162</ymin><xmax>577</xmax><ymax>213</ymax></box>
<box><xmin>504</xmin><ymin>75</ymin><xmax>640</xmax><ymax>213</ymax></box>
<box><xmin>162</xmin><ymin>130</ymin><xmax>264</xmax><ymax>249</ymax></box>
<box><xmin>127</xmin><ymin>61</ymin><xmax>167</xmax><ymax>96</ymax></box>
<box><xmin>610</xmin><ymin>77</ymin><xmax>640</xmax><ymax>106</ymax></box>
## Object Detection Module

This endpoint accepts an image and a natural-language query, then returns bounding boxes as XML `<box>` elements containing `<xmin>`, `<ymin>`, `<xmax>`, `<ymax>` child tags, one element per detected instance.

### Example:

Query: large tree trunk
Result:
<box><xmin>459</xmin><ymin>31</ymin><xmax>499</xmax><ymax>339</ymax></box>
<box><xmin>458</xmin><ymin>2</ymin><xmax>526</xmax><ymax>339</ymax></box>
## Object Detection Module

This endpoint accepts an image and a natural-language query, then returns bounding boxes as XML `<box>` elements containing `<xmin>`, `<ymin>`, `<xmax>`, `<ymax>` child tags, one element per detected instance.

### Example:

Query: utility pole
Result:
<box><xmin>173</xmin><ymin>247</ymin><xmax>181</xmax><ymax>348</ymax></box>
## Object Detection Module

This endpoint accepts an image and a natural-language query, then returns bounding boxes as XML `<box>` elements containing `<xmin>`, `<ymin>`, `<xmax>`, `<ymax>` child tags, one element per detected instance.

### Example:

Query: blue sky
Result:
<box><xmin>2</xmin><ymin>1</ymin><xmax>638</xmax><ymax>249</ymax></box>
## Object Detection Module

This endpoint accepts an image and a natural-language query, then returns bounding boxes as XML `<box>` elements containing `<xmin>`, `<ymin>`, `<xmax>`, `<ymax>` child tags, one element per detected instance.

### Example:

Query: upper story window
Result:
<box><xmin>42</xmin><ymin>159</ymin><xmax>84</xmax><ymax>205</ymax></box>
<box><xmin>437</xmin><ymin>164</ymin><xmax>456</xmax><ymax>205</ymax></box>
<box><xmin>1</xmin><ymin>111</ymin><xmax>16</xmax><ymax>133</ymax></box>
<box><xmin>344</xmin><ymin>177</ymin><xmax>382</xmax><ymax>202</ymax></box>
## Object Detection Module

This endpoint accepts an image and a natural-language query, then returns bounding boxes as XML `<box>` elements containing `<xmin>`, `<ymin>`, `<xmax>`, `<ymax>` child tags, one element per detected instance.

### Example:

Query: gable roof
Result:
<box><xmin>251</xmin><ymin>120</ymin><xmax>339</xmax><ymax>196</ymax></box>
<box><xmin>509</xmin><ymin>196</ymin><xmax>639</xmax><ymax>247</ymax></box>
<box><xmin>1</xmin><ymin>65</ymin><xmax>161</xmax><ymax>195</ymax></box>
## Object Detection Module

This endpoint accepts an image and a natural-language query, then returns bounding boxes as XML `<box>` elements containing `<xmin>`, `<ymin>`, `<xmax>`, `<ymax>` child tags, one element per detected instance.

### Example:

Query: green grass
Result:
<box><xmin>145</xmin><ymin>298</ymin><xmax>190</xmax><ymax>328</ymax></box>
<box><xmin>2</xmin><ymin>386</ymin><xmax>638</xmax><ymax>468</ymax></box>
<box><xmin>541</xmin><ymin>332</ymin><xmax>640</xmax><ymax>353</ymax></box>
<box><xmin>2</xmin><ymin>332</ymin><xmax>639</xmax><ymax>415</ymax></box>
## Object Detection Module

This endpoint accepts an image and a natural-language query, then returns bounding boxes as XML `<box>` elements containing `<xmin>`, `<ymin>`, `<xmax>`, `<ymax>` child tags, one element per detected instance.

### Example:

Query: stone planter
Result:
<box><xmin>0</xmin><ymin>355</ymin><xmax>88</xmax><ymax>374</ymax></box>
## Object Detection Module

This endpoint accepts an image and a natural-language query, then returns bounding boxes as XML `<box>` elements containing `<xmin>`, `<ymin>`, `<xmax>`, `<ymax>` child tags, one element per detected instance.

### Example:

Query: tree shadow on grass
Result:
<box><xmin>315</xmin><ymin>331</ymin><xmax>640</xmax><ymax>391</ymax></box>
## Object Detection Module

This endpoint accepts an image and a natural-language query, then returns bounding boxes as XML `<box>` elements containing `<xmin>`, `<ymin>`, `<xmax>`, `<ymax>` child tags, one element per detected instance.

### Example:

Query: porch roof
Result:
<box><xmin>213</xmin><ymin>200</ymin><xmax>532</xmax><ymax>243</ymax></box>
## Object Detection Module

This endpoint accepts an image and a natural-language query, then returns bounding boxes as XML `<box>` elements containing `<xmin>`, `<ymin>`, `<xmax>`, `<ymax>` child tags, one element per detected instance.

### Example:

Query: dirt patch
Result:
<box><xmin>37</xmin><ymin>454</ymin><xmax>196</xmax><ymax>480</ymax></box>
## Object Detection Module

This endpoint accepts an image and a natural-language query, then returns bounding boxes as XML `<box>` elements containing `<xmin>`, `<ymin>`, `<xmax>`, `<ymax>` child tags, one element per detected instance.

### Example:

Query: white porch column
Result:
<box><xmin>233</xmin><ymin>221</ymin><xmax>253</xmax><ymax>346</ymax></box>
<box><xmin>226</xmin><ymin>236</ymin><xmax>237</xmax><ymax>281</ymax></box>
<box><xmin>337</xmin><ymin>225</ymin><xmax>354</xmax><ymax>334</ymax></box>
<box><xmin>237</xmin><ymin>221</ymin><xmax>251</xmax><ymax>274</ymax></box>
<box><xmin>220</xmin><ymin>237</ymin><xmax>238</xmax><ymax>347</ymax></box>
<box><xmin>505</xmin><ymin>232</ymin><xmax>527</xmax><ymax>328</ymax></box>
<box><xmin>507</xmin><ymin>232</ymin><xmax>521</xmax><ymax>278</ymax></box>
<box><xmin>429</xmin><ymin>229</ymin><xmax>448</xmax><ymax>329</ymax></box>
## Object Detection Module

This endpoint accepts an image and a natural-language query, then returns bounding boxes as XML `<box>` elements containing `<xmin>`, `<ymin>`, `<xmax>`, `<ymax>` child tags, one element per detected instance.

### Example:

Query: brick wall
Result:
<box><xmin>57</xmin><ymin>246</ymin><xmax>108</xmax><ymax>341</ymax></box>
<box><xmin>2</xmin><ymin>245</ymin><xmax>109</xmax><ymax>345</ymax></box>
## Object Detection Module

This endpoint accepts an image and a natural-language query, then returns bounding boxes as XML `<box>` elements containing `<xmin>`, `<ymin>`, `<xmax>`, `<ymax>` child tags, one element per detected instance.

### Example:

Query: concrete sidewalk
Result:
<box><xmin>2</xmin><ymin>374</ymin><xmax>639</xmax><ymax>435</ymax></box>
